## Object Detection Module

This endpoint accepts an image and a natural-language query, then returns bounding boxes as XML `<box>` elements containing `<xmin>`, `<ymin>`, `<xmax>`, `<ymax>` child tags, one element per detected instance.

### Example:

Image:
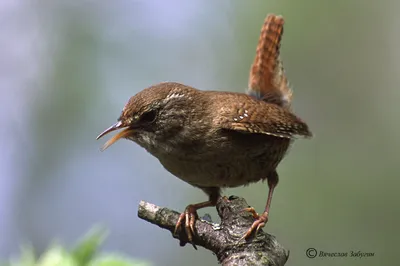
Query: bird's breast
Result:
<box><xmin>155</xmin><ymin>138</ymin><xmax>291</xmax><ymax>188</ymax></box>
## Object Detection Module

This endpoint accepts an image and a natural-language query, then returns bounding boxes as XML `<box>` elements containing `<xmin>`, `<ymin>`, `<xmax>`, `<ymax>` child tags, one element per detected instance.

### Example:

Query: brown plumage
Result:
<box><xmin>248</xmin><ymin>14</ymin><xmax>292</xmax><ymax>108</ymax></box>
<box><xmin>96</xmin><ymin>14</ymin><xmax>312</xmax><ymax>244</ymax></box>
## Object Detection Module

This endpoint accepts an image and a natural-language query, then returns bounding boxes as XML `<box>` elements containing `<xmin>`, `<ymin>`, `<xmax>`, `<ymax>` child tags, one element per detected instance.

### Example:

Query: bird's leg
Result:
<box><xmin>240</xmin><ymin>171</ymin><xmax>278</xmax><ymax>240</ymax></box>
<box><xmin>174</xmin><ymin>187</ymin><xmax>220</xmax><ymax>243</ymax></box>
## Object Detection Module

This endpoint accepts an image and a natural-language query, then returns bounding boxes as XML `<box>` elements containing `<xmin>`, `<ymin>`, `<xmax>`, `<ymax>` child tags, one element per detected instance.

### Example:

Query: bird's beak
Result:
<box><xmin>96</xmin><ymin>121</ymin><xmax>133</xmax><ymax>151</ymax></box>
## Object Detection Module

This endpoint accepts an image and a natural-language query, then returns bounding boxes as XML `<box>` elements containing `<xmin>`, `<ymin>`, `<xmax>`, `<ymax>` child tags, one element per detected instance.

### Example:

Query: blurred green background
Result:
<box><xmin>1</xmin><ymin>0</ymin><xmax>398</xmax><ymax>265</ymax></box>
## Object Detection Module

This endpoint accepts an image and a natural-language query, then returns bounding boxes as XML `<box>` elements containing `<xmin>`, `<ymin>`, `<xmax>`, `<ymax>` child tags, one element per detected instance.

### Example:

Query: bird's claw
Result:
<box><xmin>174</xmin><ymin>205</ymin><xmax>199</xmax><ymax>244</ymax></box>
<box><xmin>237</xmin><ymin>209</ymin><xmax>269</xmax><ymax>243</ymax></box>
<box><xmin>243</xmin><ymin>207</ymin><xmax>260</xmax><ymax>219</ymax></box>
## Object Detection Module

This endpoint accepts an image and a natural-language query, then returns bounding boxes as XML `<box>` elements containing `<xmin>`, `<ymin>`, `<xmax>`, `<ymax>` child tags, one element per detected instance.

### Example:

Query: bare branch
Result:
<box><xmin>138</xmin><ymin>196</ymin><xmax>289</xmax><ymax>266</ymax></box>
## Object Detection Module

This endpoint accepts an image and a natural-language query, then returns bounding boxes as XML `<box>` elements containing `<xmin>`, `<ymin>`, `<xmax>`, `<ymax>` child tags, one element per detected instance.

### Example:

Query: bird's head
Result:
<box><xmin>96</xmin><ymin>82</ymin><xmax>197</xmax><ymax>151</ymax></box>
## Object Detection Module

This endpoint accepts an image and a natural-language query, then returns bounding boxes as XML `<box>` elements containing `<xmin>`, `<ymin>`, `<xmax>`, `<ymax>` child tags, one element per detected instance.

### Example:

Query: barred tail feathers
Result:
<box><xmin>247</xmin><ymin>14</ymin><xmax>292</xmax><ymax>108</ymax></box>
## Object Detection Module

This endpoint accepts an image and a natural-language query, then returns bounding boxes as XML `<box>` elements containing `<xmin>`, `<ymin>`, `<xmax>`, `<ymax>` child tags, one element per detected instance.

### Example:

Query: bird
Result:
<box><xmin>96</xmin><ymin>14</ymin><xmax>312</xmax><ymax>243</ymax></box>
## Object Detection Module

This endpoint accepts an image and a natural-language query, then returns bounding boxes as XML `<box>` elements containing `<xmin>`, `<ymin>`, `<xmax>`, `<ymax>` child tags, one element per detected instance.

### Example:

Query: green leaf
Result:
<box><xmin>88</xmin><ymin>254</ymin><xmax>151</xmax><ymax>266</ymax></box>
<box><xmin>7</xmin><ymin>245</ymin><xmax>36</xmax><ymax>266</ymax></box>
<box><xmin>36</xmin><ymin>245</ymin><xmax>77</xmax><ymax>266</ymax></box>
<box><xmin>1</xmin><ymin>226</ymin><xmax>150</xmax><ymax>266</ymax></box>
<box><xmin>71</xmin><ymin>225</ymin><xmax>108</xmax><ymax>265</ymax></box>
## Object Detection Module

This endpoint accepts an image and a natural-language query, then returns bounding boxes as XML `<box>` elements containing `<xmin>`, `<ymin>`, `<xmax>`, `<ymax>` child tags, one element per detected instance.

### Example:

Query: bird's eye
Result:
<box><xmin>139</xmin><ymin>110</ymin><xmax>157</xmax><ymax>124</ymax></box>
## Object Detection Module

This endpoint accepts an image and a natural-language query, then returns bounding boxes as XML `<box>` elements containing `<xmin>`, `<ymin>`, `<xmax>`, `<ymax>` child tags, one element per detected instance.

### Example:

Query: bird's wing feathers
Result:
<box><xmin>219</xmin><ymin>101</ymin><xmax>311</xmax><ymax>139</ymax></box>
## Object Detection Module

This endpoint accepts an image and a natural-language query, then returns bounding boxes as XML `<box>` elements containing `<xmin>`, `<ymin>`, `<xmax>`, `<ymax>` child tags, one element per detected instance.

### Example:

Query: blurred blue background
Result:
<box><xmin>1</xmin><ymin>0</ymin><xmax>399</xmax><ymax>265</ymax></box>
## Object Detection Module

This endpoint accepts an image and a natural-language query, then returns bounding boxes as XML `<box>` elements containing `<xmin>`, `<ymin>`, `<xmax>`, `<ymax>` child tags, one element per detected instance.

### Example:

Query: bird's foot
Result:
<box><xmin>238</xmin><ymin>208</ymin><xmax>269</xmax><ymax>242</ymax></box>
<box><xmin>174</xmin><ymin>204</ymin><xmax>199</xmax><ymax>244</ymax></box>
<box><xmin>243</xmin><ymin>207</ymin><xmax>261</xmax><ymax>219</ymax></box>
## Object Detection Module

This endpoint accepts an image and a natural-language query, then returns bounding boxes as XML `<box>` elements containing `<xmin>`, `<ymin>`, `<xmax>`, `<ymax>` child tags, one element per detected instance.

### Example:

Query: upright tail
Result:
<box><xmin>247</xmin><ymin>14</ymin><xmax>292</xmax><ymax>109</ymax></box>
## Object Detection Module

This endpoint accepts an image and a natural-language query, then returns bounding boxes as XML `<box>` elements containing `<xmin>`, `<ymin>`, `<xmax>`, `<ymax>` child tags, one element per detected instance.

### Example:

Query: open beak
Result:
<box><xmin>96</xmin><ymin>121</ymin><xmax>133</xmax><ymax>151</ymax></box>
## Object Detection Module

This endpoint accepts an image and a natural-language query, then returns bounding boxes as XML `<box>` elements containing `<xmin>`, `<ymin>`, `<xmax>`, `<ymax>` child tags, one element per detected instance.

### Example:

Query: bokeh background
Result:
<box><xmin>1</xmin><ymin>0</ymin><xmax>399</xmax><ymax>265</ymax></box>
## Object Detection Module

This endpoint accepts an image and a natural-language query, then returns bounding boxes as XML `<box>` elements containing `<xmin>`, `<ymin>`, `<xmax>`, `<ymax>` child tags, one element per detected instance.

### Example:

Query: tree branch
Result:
<box><xmin>137</xmin><ymin>195</ymin><xmax>289</xmax><ymax>265</ymax></box>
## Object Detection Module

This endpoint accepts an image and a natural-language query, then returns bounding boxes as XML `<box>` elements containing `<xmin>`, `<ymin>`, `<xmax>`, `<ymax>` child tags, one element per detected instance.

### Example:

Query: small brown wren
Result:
<box><xmin>97</xmin><ymin>14</ymin><xmax>312</xmax><ymax>243</ymax></box>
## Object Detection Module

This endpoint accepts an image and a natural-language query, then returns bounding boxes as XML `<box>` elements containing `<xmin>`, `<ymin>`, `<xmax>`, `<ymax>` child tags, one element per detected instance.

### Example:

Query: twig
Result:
<box><xmin>138</xmin><ymin>196</ymin><xmax>289</xmax><ymax>266</ymax></box>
